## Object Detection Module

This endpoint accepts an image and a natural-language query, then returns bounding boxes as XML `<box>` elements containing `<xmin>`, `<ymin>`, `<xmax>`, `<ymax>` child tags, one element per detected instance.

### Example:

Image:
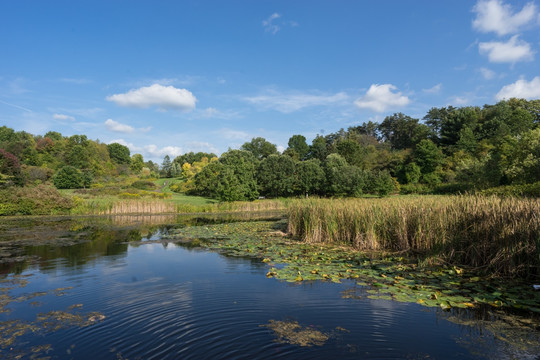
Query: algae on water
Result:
<box><xmin>262</xmin><ymin>320</ymin><xmax>329</xmax><ymax>347</ymax></box>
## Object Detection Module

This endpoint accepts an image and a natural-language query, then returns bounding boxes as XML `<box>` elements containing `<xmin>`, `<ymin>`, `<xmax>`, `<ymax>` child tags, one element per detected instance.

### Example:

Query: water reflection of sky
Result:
<box><xmin>1</xmin><ymin>216</ymin><xmax>539</xmax><ymax>359</ymax></box>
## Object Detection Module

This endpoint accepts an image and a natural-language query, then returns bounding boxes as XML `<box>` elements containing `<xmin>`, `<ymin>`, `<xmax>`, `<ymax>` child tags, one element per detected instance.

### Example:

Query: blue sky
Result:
<box><xmin>1</xmin><ymin>0</ymin><xmax>540</xmax><ymax>161</ymax></box>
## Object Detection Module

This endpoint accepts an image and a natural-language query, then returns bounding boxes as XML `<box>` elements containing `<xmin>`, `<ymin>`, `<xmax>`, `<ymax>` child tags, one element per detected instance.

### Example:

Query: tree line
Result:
<box><xmin>1</xmin><ymin>98</ymin><xmax>539</xmax><ymax>201</ymax></box>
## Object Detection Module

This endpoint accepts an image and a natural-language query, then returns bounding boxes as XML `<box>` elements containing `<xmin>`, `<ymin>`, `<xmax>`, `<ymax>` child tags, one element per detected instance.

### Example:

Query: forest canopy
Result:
<box><xmin>1</xmin><ymin>98</ymin><xmax>539</xmax><ymax>200</ymax></box>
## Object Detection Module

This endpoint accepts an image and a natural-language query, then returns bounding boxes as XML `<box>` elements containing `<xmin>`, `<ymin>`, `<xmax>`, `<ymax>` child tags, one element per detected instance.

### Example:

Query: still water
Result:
<box><xmin>0</xmin><ymin>214</ymin><xmax>538</xmax><ymax>359</ymax></box>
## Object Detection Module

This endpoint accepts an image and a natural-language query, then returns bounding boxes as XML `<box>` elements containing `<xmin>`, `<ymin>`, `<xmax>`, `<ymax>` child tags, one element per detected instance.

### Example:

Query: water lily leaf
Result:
<box><xmin>439</xmin><ymin>301</ymin><xmax>452</xmax><ymax>310</ymax></box>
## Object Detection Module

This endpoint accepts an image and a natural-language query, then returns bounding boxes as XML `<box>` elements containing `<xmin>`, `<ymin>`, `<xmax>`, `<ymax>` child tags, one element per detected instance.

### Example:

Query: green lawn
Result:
<box><xmin>165</xmin><ymin>192</ymin><xmax>218</xmax><ymax>206</ymax></box>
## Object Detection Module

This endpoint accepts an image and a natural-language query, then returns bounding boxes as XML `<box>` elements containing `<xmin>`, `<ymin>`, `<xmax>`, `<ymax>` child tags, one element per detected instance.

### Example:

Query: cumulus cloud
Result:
<box><xmin>144</xmin><ymin>144</ymin><xmax>183</xmax><ymax>158</ymax></box>
<box><xmin>472</xmin><ymin>0</ymin><xmax>537</xmax><ymax>36</ymax></box>
<box><xmin>495</xmin><ymin>76</ymin><xmax>540</xmax><ymax>100</ymax></box>
<box><xmin>263</xmin><ymin>13</ymin><xmax>281</xmax><ymax>34</ymax></box>
<box><xmin>478</xmin><ymin>35</ymin><xmax>534</xmax><ymax>63</ymax></box>
<box><xmin>105</xmin><ymin>119</ymin><xmax>134</xmax><ymax>133</ymax></box>
<box><xmin>107</xmin><ymin>140</ymin><xmax>181</xmax><ymax>159</ymax></box>
<box><xmin>422</xmin><ymin>83</ymin><xmax>442</xmax><ymax>94</ymax></box>
<box><xmin>479</xmin><ymin>67</ymin><xmax>496</xmax><ymax>80</ymax></box>
<box><xmin>244</xmin><ymin>90</ymin><xmax>348</xmax><ymax>113</ymax></box>
<box><xmin>53</xmin><ymin>113</ymin><xmax>75</xmax><ymax>121</ymax></box>
<box><xmin>354</xmin><ymin>84</ymin><xmax>410</xmax><ymax>112</ymax></box>
<box><xmin>106</xmin><ymin>84</ymin><xmax>197</xmax><ymax>111</ymax></box>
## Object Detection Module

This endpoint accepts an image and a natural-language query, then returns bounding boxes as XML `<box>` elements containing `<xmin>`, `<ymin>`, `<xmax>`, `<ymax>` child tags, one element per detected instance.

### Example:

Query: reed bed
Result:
<box><xmin>288</xmin><ymin>196</ymin><xmax>540</xmax><ymax>276</ymax></box>
<box><xmin>71</xmin><ymin>198</ymin><xmax>288</xmax><ymax>215</ymax></box>
<box><xmin>103</xmin><ymin>200</ymin><xmax>177</xmax><ymax>215</ymax></box>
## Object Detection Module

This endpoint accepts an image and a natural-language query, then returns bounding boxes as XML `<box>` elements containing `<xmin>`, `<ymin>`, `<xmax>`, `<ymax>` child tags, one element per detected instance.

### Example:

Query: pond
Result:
<box><xmin>0</xmin><ymin>214</ymin><xmax>539</xmax><ymax>359</ymax></box>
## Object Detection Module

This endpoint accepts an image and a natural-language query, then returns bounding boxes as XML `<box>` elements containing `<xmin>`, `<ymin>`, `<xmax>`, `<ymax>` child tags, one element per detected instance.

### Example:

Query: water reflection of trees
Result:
<box><xmin>435</xmin><ymin>306</ymin><xmax>540</xmax><ymax>358</ymax></box>
<box><xmin>0</xmin><ymin>212</ymin><xmax>285</xmax><ymax>275</ymax></box>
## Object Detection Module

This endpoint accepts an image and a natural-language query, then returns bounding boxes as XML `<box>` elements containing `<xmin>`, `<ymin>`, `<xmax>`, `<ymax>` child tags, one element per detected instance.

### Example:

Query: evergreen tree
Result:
<box><xmin>161</xmin><ymin>155</ymin><xmax>173</xmax><ymax>178</ymax></box>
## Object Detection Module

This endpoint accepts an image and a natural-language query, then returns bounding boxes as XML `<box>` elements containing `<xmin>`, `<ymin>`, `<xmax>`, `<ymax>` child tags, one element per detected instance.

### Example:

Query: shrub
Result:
<box><xmin>399</xmin><ymin>183</ymin><xmax>431</xmax><ymax>195</ymax></box>
<box><xmin>432</xmin><ymin>183</ymin><xmax>476</xmax><ymax>195</ymax></box>
<box><xmin>0</xmin><ymin>184</ymin><xmax>74</xmax><ymax>215</ymax></box>
<box><xmin>480</xmin><ymin>182</ymin><xmax>540</xmax><ymax>197</ymax></box>
<box><xmin>119</xmin><ymin>192</ymin><xmax>141</xmax><ymax>199</ymax></box>
<box><xmin>131</xmin><ymin>180</ymin><xmax>157</xmax><ymax>190</ymax></box>
<box><xmin>0</xmin><ymin>148</ymin><xmax>23</xmax><ymax>186</ymax></box>
<box><xmin>53</xmin><ymin>166</ymin><xmax>82</xmax><ymax>189</ymax></box>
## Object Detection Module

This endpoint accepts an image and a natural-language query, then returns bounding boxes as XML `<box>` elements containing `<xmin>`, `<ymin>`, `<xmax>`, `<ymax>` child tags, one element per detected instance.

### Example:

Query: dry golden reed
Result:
<box><xmin>288</xmin><ymin>196</ymin><xmax>540</xmax><ymax>276</ymax></box>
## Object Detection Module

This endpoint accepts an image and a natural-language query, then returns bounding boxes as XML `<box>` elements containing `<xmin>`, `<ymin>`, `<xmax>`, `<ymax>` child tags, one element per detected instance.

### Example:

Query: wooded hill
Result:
<box><xmin>1</xmin><ymin>98</ymin><xmax>539</xmax><ymax>202</ymax></box>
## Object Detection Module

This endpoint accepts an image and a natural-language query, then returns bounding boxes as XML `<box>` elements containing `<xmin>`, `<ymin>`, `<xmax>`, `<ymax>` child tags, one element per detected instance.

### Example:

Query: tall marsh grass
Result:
<box><xmin>71</xmin><ymin>198</ymin><xmax>288</xmax><ymax>215</ymax></box>
<box><xmin>288</xmin><ymin>196</ymin><xmax>540</xmax><ymax>276</ymax></box>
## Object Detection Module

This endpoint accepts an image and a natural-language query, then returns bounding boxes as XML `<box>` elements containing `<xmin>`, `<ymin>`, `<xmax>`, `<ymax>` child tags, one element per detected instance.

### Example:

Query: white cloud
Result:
<box><xmin>185</xmin><ymin>141</ymin><xmax>219</xmax><ymax>155</ymax></box>
<box><xmin>190</xmin><ymin>107</ymin><xmax>241</xmax><ymax>120</ymax></box>
<box><xmin>448</xmin><ymin>96</ymin><xmax>471</xmax><ymax>106</ymax></box>
<box><xmin>220</xmin><ymin>128</ymin><xmax>251</xmax><ymax>141</ymax></box>
<box><xmin>354</xmin><ymin>84</ymin><xmax>410</xmax><ymax>112</ymax></box>
<box><xmin>422</xmin><ymin>83</ymin><xmax>442</xmax><ymax>94</ymax></box>
<box><xmin>144</xmin><ymin>144</ymin><xmax>183</xmax><ymax>158</ymax></box>
<box><xmin>478</xmin><ymin>35</ymin><xmax>534</xmax><ymax>63</ymax></box>
<box><xmin>495</xmin><ymin>76</ymin><xmax>540</xmax><ymax>100</ymax></box>
<box><xmin>106</xmin><ymin>84</ymin><xmax>197</xmax><ymax>111</ymax></box>
<box><xmin>263</xmin><ymin>13</ymin><xmax>281</xmax><ymax>34</ymax></box>
<box><xmin>472</xmin><ymin>0</ymin><xmax>537</xmax><ymax>36</ymax></box>
<box><xmin>108</xmin><ymin>140</ymin><xmax>183</xmax><ymax>160</ymax></box>
<box><xmin>202</xmin><ymin>107</ymin><xmax>219</xmax><ymax>118</ymax></box>
<box><xmin>105</xmin><ymin>119</ymin><xmax>134</xmax><ymax>133</ymax></box>
<box><xmin>108</xmin><ymin>139</ymin><xmax>133</xmax><ymax>147</ymax></box>
<box><xmin>479</xmin><ymin>67</ymin><xmax>496</xmax><ymax>80</ymax></box>
<box><xmin>53</xmin><ymin>113</ymin><xmax>75</xmax><ymax>121</ymax></box>
<box><xmin>244</xmin><ymin>90</ymin><xmax>349</xmax><ymax>113</ymax></box>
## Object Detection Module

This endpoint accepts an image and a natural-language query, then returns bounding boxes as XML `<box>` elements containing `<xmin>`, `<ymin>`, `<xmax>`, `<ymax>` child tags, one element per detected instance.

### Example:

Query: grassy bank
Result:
<box><xmin>288</xmin><ymin>196</ymin><xmax>540</xmax><ymax>277</ymax></box>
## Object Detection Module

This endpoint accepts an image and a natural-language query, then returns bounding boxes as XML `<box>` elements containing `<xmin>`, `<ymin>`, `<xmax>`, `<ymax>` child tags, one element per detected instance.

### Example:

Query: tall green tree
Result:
<box><xmin>219</xmin><ymin>150</ymin><xmax>259</xmax><ymax>200</ymax></box>
<box><xmin>295</xmin><ymin>159</ymin><xmax>324</xmax><ymax>196</ymax></box>
<box><xmin>107</xmin><ymin>143</ymin><xmax>131</xmax><ymax>165</ymax></box>
<box><xmin>161</xmin><ymin>155</ymin><xmax>173</xmax><ymax>178</ymax></box>
<box><xmin>324</xmin><ymin>154</ymin><xmax>365</xmax><ymax>196</ymax></box>
<box><xmin>413</xmin><ymin>139</ymin><xmax>444</xmax><ymax>174</ymax></box>
<box><xmin>130</xmin><ymin>154</ymin><xmax>144</xmax><ymax>173</ymax></box>
<box><xmin>240</xmin><ymin>137</ymin><xmax>278</xmax><ymax>160</ymax></box>
<box><xmin>192</xmin><ymin>150</ymin><xmax>259</xmax><ymax>201</ymax></box>
<box><xmin>287</xmin><ymin>135</ymin><xmax>309</xmax><ymax>160</ymax></box>
<box><xmin>378</xmin><ymin>113</ymin><xmax>423</xmax><ymax>150</ymax></box>
<box><xmin>505</xmin><ymin>128</ymin><xmax>540</xmax><ymax>184</ymax></box>
<box><xmin>307</xmin><ymin>135</ymin><xmax>328</xmax><ymax>161</ymax></box>
<box><xmin>257</xmin><ymin>154</ymin><xmax>296</xmax><ymax>197</ymax></box>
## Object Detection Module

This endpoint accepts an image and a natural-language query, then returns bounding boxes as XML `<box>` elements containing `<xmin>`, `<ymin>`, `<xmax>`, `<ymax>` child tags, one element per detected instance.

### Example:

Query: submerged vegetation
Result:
<box><xmin>0</xmin><ymin>212</ymin><xmax>539</xmax><ymax>356</ymax></box>
<box><xmin>162</xmin><ymin>220</ymin><xmax>540</xmax><ymax>314</ymax></box>
<box><xmin>159</xmin><ymin>218</ymin><xmax>540</xmax><ymax>353</ymax></box>
<box><xmin>0</xmin><ymin>274</ymin><xmax>105</xmax><ymax>358</ymax></box>
<box><xmin>261</xmin><ymin>320</ymin><xmax>331</xmax><ymax>347</ymax></box>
